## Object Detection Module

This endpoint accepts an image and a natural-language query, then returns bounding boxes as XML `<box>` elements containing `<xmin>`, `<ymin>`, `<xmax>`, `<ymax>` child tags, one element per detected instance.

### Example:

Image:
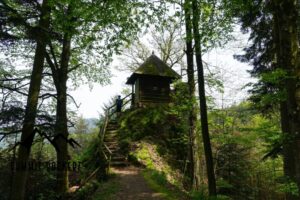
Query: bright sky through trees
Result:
<box><xmin>71</xmin><ymin>28</ymin><xmax>254</xmax><ymax>118</ymax></box>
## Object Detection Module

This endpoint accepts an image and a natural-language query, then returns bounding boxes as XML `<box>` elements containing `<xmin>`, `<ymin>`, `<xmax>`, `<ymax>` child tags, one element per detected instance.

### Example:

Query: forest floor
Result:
<box><xmin>91</xmin><ymin>166</ymin><xmax>166</xmax><ymax>200</ymax></box>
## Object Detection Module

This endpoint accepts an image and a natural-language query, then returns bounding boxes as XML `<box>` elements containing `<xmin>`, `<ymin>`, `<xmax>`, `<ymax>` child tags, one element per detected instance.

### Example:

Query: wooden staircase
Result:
<box><xmin>71</xmin><ymin>95</ymin><xmax>133</xmax><ymax>192</ymax></box>
<box><xmin>99</xmin><ymin>93</ymin><xmax>133</xmax><ymax>169</ymax></box>
<box><xmin>103</xmin><ymin>120</ymin><xmax>128</xmax><ymax>167</ymax></box>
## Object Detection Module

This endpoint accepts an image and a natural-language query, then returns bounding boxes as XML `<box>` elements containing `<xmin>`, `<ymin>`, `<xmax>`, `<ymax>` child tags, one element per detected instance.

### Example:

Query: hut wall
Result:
<box><xmin>138</xmin><ymin>76</ymin><xmax>171</xmax><ymax>104</ymax></box>
<box><xmin>134</xmin><ymin>79</ymin><xmax>140</xmax><ymax>105</ymax></box>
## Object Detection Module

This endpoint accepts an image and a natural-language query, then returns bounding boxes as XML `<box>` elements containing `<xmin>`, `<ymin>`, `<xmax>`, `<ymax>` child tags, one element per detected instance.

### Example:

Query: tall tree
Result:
<box><xmin>117</xmin><ymin>21</ymin><xmax>185</xmax><ymax>72</ymax></box>
<box><xmin>183</xmin><ymin>0</ymin><xmax>200</xmax><ymax>189</ymax></box>
<box><xmin>44</xmin><ymin>0</ymin><xmax>165</xmax><ymax>194</ymax></box>
<box><xmin>234</xmin><ymin>0</ymin><xmax>300</xmax><ymax>198</ymax></box>
<box><xmin>271</xmin><ymin>0</ymin><xmax>300</xmax><ymax>199</ymax></box>
<box><xmin>0</xmin><ymin>1</ymin><xmax>52</xmax><ymax>199</ymax></box>
<box><xmin>191</xmin><ymin>0</ymin><xmax>217</xmax><ymax>196</ymax></box>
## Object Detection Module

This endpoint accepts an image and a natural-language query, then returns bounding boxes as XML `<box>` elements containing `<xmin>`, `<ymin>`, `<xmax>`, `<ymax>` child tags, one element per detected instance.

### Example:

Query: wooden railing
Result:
<box><xmin>99</xmin><ymin>93</ymin><xmax>133</xmax><ymax>170</ymax></box>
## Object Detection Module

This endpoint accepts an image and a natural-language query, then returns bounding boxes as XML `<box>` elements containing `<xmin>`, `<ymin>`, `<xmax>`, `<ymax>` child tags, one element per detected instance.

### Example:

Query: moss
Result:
<box><xmin>118</xmin><ymin>106</ymin><xmax>169</xmax><ymax>140</ymax></box>
<box><xmin>133</xmin><ymin>143</ymin><xmax>155</xmax><ymax>169</ymax></box>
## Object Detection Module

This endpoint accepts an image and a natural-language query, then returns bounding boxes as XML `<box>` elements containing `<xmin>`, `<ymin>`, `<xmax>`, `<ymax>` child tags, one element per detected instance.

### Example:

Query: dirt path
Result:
<box><xmin>110</xmin><ymin>166</ymin><xmax>165</xmax><ymax>200</ymax></box>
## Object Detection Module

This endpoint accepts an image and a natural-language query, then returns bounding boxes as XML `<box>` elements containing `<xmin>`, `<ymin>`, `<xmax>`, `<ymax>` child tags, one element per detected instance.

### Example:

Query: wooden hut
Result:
<box><xmin>126</xmin><ymin>54</ymin><xmax>180</xmax><ymax>107</ymax></box>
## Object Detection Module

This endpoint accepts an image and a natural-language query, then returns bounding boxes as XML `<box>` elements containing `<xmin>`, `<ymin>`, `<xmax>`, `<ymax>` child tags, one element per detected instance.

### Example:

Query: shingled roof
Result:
<box><xmin>126</xmin><ymin>54</ymin><xmax>180</xmax><ymax>84</ymax></box>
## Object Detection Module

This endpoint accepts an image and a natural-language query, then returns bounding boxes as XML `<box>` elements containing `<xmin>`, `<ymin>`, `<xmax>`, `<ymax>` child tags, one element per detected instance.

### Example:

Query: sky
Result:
<box><xmin>69</xmin><ymin>67</ymin><xmax>131</xmax><ymax>119</ymax></box>
<box><xmin>70</xmin><ymin>30</ymin><xmax>255</xmax><ymax>119</ymax></box>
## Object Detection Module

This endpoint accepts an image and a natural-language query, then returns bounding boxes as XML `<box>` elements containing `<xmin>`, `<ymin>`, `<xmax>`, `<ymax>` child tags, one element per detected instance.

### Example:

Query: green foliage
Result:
<box><xmin>74</xmin><ymin>180</ymin><xmax>101</xmax><ymax>200</ymax></box>
<box><xmin>232</xmin><ymin>0</ymin><xmax>280</xmax><ymax>114</ymax></box>
<box><xmin>69</xmin><ymin>130</ymin><xmax>99</xmax><ymax>159</ymax></box>
<box><xmin>129</xmin><ymin>142</ymin><xmax>156</xmax><ymax>169</ymax></box>
<box><xmin>277</xmin><ymin>178</ymin><xmax>299</xmax><ymax>197</ymax></box>
<box><xmin>142</xmin><ymin>169</ymin><xmax>179</xmax><ymax>200</ymax></box>
<box><xmin>193</xmin><ymin>0</ymin><xmax>235</xmax><ymax>52</ymax></box>
<box><xmin>133</xmin><ymin>142</ymin><xmax>189</xmax><ymax>200</ymax></box>
<box><xmin>119</xmin><ymin>82</ymin><xmax>192</xmax><ymax>165</ymax></box>
<box><xmin>170</xmin><ymin>81</ymin><xmax>194</xmax><ymax>114</ymax></box>
<box><xmin>74</xmin><ymin>115</ymin><xmax>89</xmax><ymax>135</ymax></box>
<box><xmin>209</xmin><ymin>102</ymin><xmax>285</xmax><ymax>199</ymax></box>
<box><xmin>147</xmin><ymin>169</ymin><xmax>168</xmax><ymax>186</ymax></box>
<box><xmin>45</xmin><ymin>0</ymin><xmax>169</xmax><ymax>88</ymax></box>
<box><xmin>119</xmin><ymin>106</ymin><xmax>169</xmax><ymax>140</ymax></box>
<box><xmin>26</xmin><ymin>169</ymin><xmax>57</xmax><ymax>200</ymax></box>
<box><xmin>79</xmin><ymin>136</ymin><xmax>108</xmax><ymax>179</ymax></box>
<box><xmin>190</xmin><ymin>190</ymin><xmax>231</xmax><ymax>200</ymax></box>
<box><xmin>90</xmin><ymin>178</ymin><xmax>120</xmax><ymax>200</ymax></box>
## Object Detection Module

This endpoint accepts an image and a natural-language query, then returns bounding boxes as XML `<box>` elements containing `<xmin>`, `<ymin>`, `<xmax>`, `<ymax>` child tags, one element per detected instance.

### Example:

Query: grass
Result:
<box><xmin>142</xmin><ymin>169</ymin><xmax>179</xmax><ymax>200</ymax></box>
<box><xmin>131</xmin><ymin>141</ymin><xmax>190</xmax><ymax>200</ymax></box>
<box><xmin>91</xmin><ymin>177</ymin><xmax>120</xmax><ymax>200</ymax></box>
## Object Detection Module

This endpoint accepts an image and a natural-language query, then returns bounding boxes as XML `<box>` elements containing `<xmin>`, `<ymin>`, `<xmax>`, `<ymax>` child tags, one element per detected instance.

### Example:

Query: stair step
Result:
<box><xmin>105</xmin><ymin>144</ymin><xmax>118</xmax><ymax>148</ymax></box>
<box><xmin>104</xmin><ymin>134</ymin><xmax>117</xmax><ymax>138</ymax></box>
<box><xmin>107</xmin><ymin>125</ymin><xmax>118</xmax><ymax>127</ymax></box>
<box><xmin>106</xmin><ymin>129</ymin><xmax>117</xmax><ymax>132</ymax></box>
<box><xmin>104</xmin><ymin>134</ymin><xmax>118</xmax><ymax>139</ymax></box>
<box><xmin>107</xmin><ymin>122</ymin><xmax>118</xmax><ymax>126</ymax></box>
<box><xmin>106</xmin><ymin>128</ymin><xmax>118</xmax><ymax>132</ymax></box>
<box><xmin>104</xmin><ymin>140</ymin><xmax>117</xmax><ymax>144</ymax></box>
<box><xmin>104</xmin><ymin>146</ymin><xmax>120</xmax><ymax>154</ymax></box>
<box><xmin>104</xmin><ymin>137</ymin><xmax>117</xmax><ymax>141</ymax></box>
<box><xmin>110</xmin><ymin>161</ymin><xmax>129</xmax><ymax>167</ymax></box>
<box><xmin>107</xmin><ymin>125</ymin><xmax>118</xmax><ymax>128</ymax></box>
<box><xmin>105</xmin><ymin>132</ymin><xmax>117</xmax><ymax>135</ymax></box>
<box><xmin>105</xmin><ymin>141</ymin><xmax>118</xmax><ymax>145</ymax></box>
<box><xmin>107</xmin><ymin>123</ymin><xmax>118</xmax><ymax>126</ymax></box>
<box><xmin>105</xmin><ymin>138</ymin><xmax>117</xmax><ymax>141</ymax></box>
<box><xmin>107</xmin><ymin>146</ymin><xmax>119</xmax><ymax>150</ymax></box>
<box><xmin>104</xmin><ymin>146</ymin><xmax>119</xmax><ymax>151</ymax></box>
<box><xmin>111</xmin><ymin>156</ymin><xmax>127</xmax><ymax>162</ymax></box>
<box><xmin>105</xmin><ymin>140</ymin><xmax>118</xmax><ymax>144</ymax></box>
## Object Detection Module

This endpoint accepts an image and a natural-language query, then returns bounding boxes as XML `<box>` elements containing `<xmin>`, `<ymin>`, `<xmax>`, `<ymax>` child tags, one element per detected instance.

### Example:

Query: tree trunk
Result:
<box><xmin>272</xmin><ymin>0</ymin><xmax>300</xmax><ymax>199</ymax></box>
<box><xmin>10</xmin><ymin>1</ymin><xmax>50</xmax><ymax>199</ymax></box>
<box><xmin>54</xmin><ymin>34</ymin><xmax>71</xmax><ymax>195</ymax></box>
<box><xmin>183</xmin><ymin>0</ymin><xmax>201</xmax><ymax>189</ymax></box>
<box><xmin>191</xmin><ymin>0</ymin><xmax>217</xmax><ymax>196</ymax></box>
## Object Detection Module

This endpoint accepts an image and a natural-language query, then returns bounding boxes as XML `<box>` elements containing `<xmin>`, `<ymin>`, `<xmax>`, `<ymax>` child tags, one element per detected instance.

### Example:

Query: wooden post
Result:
<box><xmin>131</xmin><ymin>84</ymin><xmax>135</xmax><ymax>108</ymax></box>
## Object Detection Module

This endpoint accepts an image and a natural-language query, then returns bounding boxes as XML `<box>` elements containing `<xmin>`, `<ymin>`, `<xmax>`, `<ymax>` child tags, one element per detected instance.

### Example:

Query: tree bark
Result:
<box><xmin>183</xmin><ymin>0</ymin><xmax>201</xmax><ymax>189</ymax></box>
<box><xmin>272</xmin><ymin>0</ymin><xmax>300</xmax><ymax>199</ymax></box>
<box><xmin>191</xmin><ymin>0</ymin><xmax>217</xmax><ymax>196</ymax></box>
<box><xmin>54</xmin><ymin>34</ymin><xmax>71</xmax><ymax>195</ymax></box>
<box><xmin>10</xmin><ymin>1</ymin><xmax>50</xmax><ymax>199</ymax></box>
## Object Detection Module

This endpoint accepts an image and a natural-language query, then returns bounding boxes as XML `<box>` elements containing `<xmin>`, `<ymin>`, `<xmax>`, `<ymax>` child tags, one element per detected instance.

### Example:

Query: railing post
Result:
<box><xmin>131</xmin><ymin>93</ymin><xmax>135</xmax><ymax>108</ymax></box>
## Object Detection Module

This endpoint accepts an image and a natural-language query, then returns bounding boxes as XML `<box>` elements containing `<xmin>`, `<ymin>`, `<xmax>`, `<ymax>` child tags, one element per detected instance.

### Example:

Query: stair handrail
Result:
<box><xmin>100</xmin><ymin>110</ymin><xmax>109</xmax><ymax>142</ymax></box>
<box><xmin>106</xmin><ymin>92</ymin><xmax>133</xmax><ymax>118</ymax></box>
<box><xmin>99</xmin><ymin>93</ymin><xmax>133</xmax><ymax>168</ymax></box>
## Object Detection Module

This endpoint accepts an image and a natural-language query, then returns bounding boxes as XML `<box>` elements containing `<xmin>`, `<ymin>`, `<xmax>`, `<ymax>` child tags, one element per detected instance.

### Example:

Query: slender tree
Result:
<box><xmin>183</xmin><ymin>0</ymin><xmax>201</xmax><ymax>189</ymax></box>
<box><xmin>191</xmin><ymin>0</ymin><xmax>217</xmax><ymax>196</ymax></box>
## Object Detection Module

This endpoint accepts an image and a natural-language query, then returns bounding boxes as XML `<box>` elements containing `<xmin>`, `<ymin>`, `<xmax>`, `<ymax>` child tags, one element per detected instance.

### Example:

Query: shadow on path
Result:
<box><xmin>112</xmin><ymin>166</ymin><xmax>165</xmax><ymax>200</ymax></box>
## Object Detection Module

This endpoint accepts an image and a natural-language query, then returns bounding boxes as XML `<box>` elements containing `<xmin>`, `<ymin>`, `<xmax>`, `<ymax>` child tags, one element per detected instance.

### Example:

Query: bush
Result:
<box><xmin>79</xmin><ymin>136</ymin><xmax>108</xmax><ymax>180</ymax></box>
<box><xmin>118</xmin><ymin>105</ymin><xmax>169</xmax><ymax>140</ymax></box>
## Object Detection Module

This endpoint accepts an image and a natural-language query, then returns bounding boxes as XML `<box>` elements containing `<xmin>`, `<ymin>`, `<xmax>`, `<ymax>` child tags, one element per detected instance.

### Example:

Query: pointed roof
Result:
<box><xmin>126</xmin><ymin>54</ymin><xmax>180</xmax><ymax>84</ymax></box>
